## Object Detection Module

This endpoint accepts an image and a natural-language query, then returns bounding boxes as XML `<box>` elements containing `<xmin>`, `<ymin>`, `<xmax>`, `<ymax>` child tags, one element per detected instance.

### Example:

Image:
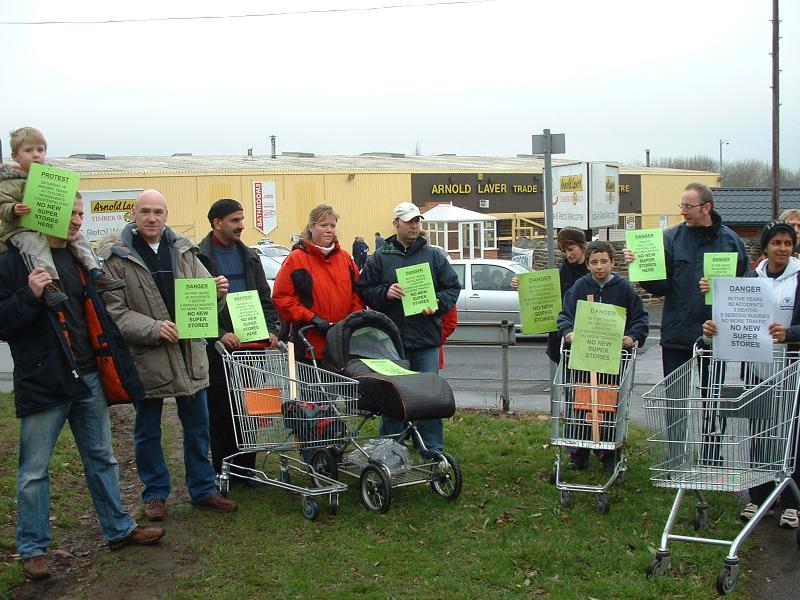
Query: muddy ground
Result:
<box><xmin>7</xmin><ymin>405</ymin><xmax>204</xmax><ymax>600</ymax></box>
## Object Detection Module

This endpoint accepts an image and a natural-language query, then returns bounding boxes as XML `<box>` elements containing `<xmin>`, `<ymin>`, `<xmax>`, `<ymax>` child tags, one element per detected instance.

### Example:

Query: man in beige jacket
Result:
<box><xmin>100</xmin><ymin>189</ymin><xmax>237</xmax><ymax>521</ymax></box>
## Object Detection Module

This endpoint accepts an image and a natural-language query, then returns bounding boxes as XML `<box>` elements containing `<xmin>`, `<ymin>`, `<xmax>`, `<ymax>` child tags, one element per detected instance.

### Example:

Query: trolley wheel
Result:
<box><xmin>360</xmin><ymin>465</ymin><xmax>392</xmax><ymax>513</ymax></box>
<box><xmin>430</xmin><ymin>452</ymin><xmax>463</xmax><ymax>501</ymax></box>
<box><xmin>596</xmin><ymin>494</ymin><xmax>610</xmax><ymax>515</ymax></box>
<box><xmin>300</xmin><ymin>496</ymin><xmax>320</xmax><ymax>521</ymax></box>
<box><xmin>216</xmin><ymin>474</ymin><xmax>230</xmax><ymax>496</ymax></box>
<box><xmin>716</xmin><ymin>565</ymin><xmax>737</xmax><ymax>595</ymax></box>
<box><xmin>549</xmin><ymin>465</ymin><xmax>558</xmax><ymax>485</ymax></box>
<box><xmin>560</xmin><ymin>490</ymin><xmax>572</xmax><ymax>508</ymax></box>
<box><xmin>328</xmin><ymin>493</ymin><xmax>339</xmax><ymax>516</ymax></box>
<box><xmin>309</xmin><ymin>448</ymin><xmax>339</xmax><ymax>486</ymax></box>
<box><xmin>645</xmin><ymin>557</ymin><xmax>669</xmax><ymax>579</ymax></box>
<box><xmin>693</xmin><ymin>507</ymin><xmax>709</xmax><ymax>531</ymax></box>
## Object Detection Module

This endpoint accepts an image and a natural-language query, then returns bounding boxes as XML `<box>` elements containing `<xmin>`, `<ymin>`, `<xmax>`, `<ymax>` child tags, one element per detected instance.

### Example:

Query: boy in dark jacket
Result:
<box><xmin>557</xmin><ymin>241</ymin><xmax>649</xmax><ymax>470</ymax></box>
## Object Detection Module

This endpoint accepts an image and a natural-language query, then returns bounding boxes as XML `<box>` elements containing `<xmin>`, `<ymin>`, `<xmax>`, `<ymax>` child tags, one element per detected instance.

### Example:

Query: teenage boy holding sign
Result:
<box><xmin>557</xmin><ymin>241</ymin><xmax>649</xmax><ymax>470</ymax></box>
<box><xmin>0</xmin><ymin>127</ymin><xmax>124</xmax><ymax>306</ymax></box>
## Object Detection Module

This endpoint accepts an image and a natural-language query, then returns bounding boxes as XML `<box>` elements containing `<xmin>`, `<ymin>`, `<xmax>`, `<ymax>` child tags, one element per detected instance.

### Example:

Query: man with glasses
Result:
<box><xmin>624</xmin><ymin>182</ymin><xmax>749</xmax><ymax>376</ymax></box>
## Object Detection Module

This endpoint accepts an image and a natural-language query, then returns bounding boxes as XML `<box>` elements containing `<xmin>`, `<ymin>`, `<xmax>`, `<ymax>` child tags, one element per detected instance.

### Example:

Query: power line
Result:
<box><xmin>0</xmin><ymin>0</ymin><xmax>496</xmax><ymax>26</ymax></box>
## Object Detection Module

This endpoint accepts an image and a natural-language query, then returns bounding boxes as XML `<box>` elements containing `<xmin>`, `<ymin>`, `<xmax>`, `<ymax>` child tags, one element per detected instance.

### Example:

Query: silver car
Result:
<box><xmin>250</xmin><ymin>244</ymin><xmax>290</xmax><ymax>294</ymax></box>
<box><xmin>449</xmin><ymin>258</ymin><xmax>534</xmax><ymax>329</ymax></box>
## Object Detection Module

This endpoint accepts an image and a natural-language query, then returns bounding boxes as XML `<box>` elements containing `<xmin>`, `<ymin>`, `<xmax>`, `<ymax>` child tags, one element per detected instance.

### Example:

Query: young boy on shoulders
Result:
<box><xmin>0</xmin><ymin>127</ymin><xmax>124</xmax><ymax>306</ymax></box>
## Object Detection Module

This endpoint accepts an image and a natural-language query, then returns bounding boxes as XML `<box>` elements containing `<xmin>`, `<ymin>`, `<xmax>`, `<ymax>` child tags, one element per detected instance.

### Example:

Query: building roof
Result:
<box><xmin>422</xmin><ymin>203</ymin><xmax>499</xmax><ymax>222</ymax></box>
<box><xmin>41</xmin><ymin>153</ymin><xmax>718</xmax><ymax>177</ymax></box>
<box><xmin>711</xmin><ymin>187</ymin><xmax>800</xmax><ymax>225</ymax></box>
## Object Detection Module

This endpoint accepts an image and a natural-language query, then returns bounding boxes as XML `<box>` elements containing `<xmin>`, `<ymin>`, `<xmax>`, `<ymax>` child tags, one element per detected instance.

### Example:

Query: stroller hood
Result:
<box><xmin>324</xmin><ymin>310</ymin><xmax>405</xmax><ymax>369</ymax></box>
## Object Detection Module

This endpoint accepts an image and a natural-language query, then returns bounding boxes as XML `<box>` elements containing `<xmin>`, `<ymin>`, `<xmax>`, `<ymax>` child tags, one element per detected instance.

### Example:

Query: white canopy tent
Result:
<box><xmin>421</xmin><ymin>203</ymin><xmax>499</xmax><ymax>259</ymax></box>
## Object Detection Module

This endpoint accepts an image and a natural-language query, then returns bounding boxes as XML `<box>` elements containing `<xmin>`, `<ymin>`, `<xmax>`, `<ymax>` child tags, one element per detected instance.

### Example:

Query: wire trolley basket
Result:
<box><xmin>215</xmin><ymin>342</ymin><xmax>362</xmax><ymax>520</ymax></box>
<box><xmin>549</xmin><ymin>343</ymin><xmax>638</xmax><ymax>514</ymax></box>
<box><xmin>642</xmin><ymin>345</ymin><xmax>800</xmax><ymax>594</ymax></box>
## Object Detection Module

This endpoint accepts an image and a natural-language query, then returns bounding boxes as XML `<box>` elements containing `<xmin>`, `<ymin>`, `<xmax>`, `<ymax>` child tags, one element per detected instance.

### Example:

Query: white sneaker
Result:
<box><xmin>739</xmin><ymin>502</ymin><xmax>758</xmax><ymax>522</ymax></box>
<box><xmin>779</xmin><ymin>508</ymin><xmax>799</xmax><ymax>529</ymax></box>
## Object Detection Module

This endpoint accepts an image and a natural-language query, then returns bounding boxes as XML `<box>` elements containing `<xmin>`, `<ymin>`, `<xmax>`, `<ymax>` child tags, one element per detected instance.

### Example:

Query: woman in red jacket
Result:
<box><xmin>272</xmin><ymin>204</ymin><xmax>365</xmax><ymax>361</ymax></box>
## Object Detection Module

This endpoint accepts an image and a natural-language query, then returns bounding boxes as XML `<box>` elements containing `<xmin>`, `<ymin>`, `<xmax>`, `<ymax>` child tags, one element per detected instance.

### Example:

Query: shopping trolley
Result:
<box><xmin>215</xmin><ymin>341</ymin><xmax>361</xmax><ymax>520</ymax></box>
<box><xmin>642</xmin><ymin>345</ymin><xmax>800</xmax><ymax>595</ymax></box>
<box><xmin>549</xmin><ymin>342</ymin><xmax>638</xmax><ymax>513</ymax></box>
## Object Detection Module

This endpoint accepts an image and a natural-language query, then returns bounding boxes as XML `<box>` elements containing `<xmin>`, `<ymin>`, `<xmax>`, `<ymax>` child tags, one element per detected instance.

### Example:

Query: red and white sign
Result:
<box><xmin>253</xmin><ymin>180</ymin><xmax>277</xmax><ymax>235</ymax></box>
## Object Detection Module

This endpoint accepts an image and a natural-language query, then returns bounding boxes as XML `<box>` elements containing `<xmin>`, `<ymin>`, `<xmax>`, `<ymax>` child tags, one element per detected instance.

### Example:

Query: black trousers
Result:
<box><xmin>207</xmin><ymin>349</ymin><xmax>255</xmax><ymax>474</ymax></box>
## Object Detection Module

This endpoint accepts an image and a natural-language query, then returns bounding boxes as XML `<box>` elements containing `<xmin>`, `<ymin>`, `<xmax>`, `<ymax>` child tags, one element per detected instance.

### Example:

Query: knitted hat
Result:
<box><xmin>207</xmin><ymin>198</ymin><xmax>243</xmax><ymax>224</ymax></box>
<box><xmin>760</xmin><ymin>219</ymin><xmax>797</xmax><ymax>250</ymax></box>
<box><xmin>557</xmin><ymin>227</ymin><xmax>586</xmax><ymax>247</ymax></box>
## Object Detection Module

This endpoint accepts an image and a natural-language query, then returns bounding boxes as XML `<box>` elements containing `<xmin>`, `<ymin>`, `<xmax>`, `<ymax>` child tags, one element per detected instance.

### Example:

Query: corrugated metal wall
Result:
<box><xmin>78</xmin><ymin>172</ymin><xmax>412</xmax><ymax>248</ymax></box>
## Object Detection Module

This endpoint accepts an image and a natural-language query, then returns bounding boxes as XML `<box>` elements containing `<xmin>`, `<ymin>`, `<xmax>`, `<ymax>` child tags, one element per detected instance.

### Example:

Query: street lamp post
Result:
<box><xmin>719</xmin><ymin>139</ymin><xmax>729</xmax><ymax>184</ymax></box>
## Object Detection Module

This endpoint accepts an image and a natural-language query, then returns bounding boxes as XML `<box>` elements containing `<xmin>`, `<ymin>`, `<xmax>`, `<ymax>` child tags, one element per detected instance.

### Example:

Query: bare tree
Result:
<box><xmin>722</xmin><ymin>160</ymin><xmax>770</xmax><ymax>187</ymax></box>
<box><xmin>652</xmin><ymin>155</ymin><xmax>717</xmax><ymax>171</ymax></box>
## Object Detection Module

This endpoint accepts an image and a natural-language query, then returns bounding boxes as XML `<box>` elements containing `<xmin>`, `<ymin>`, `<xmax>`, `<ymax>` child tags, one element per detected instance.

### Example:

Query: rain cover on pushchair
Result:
<box><xmin>323</xmin><ymin>311</ymin><xmax>455</xmax><ymax>421</ymax></box>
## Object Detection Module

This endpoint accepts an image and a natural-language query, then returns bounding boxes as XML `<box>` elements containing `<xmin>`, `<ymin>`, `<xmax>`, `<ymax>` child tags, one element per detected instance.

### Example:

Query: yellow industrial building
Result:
<box><xmin>52</xmin><ymin>153</ymin><xmax>718</xmax><ymax>254</ymax></box>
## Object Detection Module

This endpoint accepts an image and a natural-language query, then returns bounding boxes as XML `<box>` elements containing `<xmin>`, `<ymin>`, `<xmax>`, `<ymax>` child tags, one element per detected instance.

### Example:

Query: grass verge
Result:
<box><xmin>0</xmin><ymin>396</ymin><xmax>752</xmax><ymax>599</ymax></box>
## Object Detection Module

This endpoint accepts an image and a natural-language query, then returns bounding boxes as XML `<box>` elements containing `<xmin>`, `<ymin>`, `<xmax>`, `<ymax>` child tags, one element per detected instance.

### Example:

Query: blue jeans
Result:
<box><xmin>16</xmin><ymin>372</ymin><xmax>137</xmax><ymax>559</ymax></box>
<box><xmin>134</xmin><ymin>390</ymin><xmax>217</xmax><ymax>503</ymax></box>
<box><xmin>380</xmin><ymin>346</ymin><xmax>444</xmax><ymax>458</ymax></box>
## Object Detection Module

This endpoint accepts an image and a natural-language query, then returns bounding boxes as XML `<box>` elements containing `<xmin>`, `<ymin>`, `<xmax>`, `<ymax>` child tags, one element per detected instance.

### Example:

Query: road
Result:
<box><xmin>440</xmin><ymin>336</ymin><xmax>664</xmax><ymax>427</ymax></box>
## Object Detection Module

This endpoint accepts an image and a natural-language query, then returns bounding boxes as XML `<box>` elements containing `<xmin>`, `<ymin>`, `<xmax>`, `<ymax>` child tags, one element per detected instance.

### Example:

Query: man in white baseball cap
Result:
<box><xmin>392</xmin><ymin>202</ymin><xmax>423</xmax><ymax>222</ymax></box>
<box><xmin>356</xmin><ymin>201</ymin><xmax>460</xmax><ymax>459</ymax></box>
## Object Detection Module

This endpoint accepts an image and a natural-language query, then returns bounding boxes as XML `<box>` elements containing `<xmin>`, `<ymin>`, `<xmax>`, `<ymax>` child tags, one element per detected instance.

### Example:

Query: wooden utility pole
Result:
<box><xmin>771</xmin><ymin>0</ymin><xmax>780</xmax><ymax>218</ymax></box>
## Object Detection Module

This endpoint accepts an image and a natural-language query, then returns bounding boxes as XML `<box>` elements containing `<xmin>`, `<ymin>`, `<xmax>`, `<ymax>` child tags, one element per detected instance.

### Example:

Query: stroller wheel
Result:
<box><xmin>360</xmin><ymin>465</ymin><xmax>392</xmax><ymax>513</ymax></box>
<box><xmin>309</xmin><ymin>448</ymin><xmax>339</xmax><ymax>487</ymax></box>
<box><xmin>429</xmin><ymin>452</ymin><xmax>463</xmax><ymax>501</ymax></box>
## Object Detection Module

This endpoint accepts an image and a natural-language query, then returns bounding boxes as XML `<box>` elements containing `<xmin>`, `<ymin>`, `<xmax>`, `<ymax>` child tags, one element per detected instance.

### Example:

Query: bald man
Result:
<box><xmin>99</xmin><ymin>189</ymin><xmax>237</xmax><ymax>521</ymax></box>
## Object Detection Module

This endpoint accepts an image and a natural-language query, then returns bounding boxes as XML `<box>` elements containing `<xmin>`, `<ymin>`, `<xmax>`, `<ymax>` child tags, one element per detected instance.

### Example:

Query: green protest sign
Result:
<box><xmin>518</xmin><ymin>269</ymin><xmax>562</xmax><ymax>334</ymax></box>
<box><xmin>626</xmin><ymin>229</ymin><xmax>666</xmax><ymax>282</ymax></box>
<box><xmin>361</xmin><ymin>359</ymin><xmax>418</xmax><ymax>376</ymax></box>
<box><xmin>396</xmin><ymin>263</ymin><xmax>438</xmax><ymax>316</ymax></box>
<box><xmin>568</xmin><ymin>301</ymin><xmax>626</xmax><ymax>375</ymax></box>
<box><xmin>175</xmin><ymin>279</ymin><xmax>218</xmax><ymax>339</ymax></box>
<box><xmin>703</xmin><ymin>252</ymin><xmax>737</xmax><ymax>305</ymax></box>
<box><xmin>226</xmin><ymin>290</ymin><xmax>269</xmax><ymax>342</ymax></box>
<box><xmin>19</xmin><ymin>163</ymin><xmax>80</xmax><ymax>239</ymax></box>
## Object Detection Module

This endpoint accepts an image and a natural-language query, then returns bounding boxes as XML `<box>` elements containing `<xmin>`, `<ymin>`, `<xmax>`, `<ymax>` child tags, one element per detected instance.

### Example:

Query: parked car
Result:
<box><xmin>250</xmin><ymin>242</ymin><xmax>291</xmax><ymax>258</ymax></box>
<box><xmin>449</xmin><ymin>258</ymin><xmax>534</xmax><ymax>330</ymax></box>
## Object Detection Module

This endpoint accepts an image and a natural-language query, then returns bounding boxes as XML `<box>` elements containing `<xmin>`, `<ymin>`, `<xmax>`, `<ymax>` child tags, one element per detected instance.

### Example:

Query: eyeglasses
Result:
<box><xmin>677</xmin><ymin>203</ymin><xmax>706</xmax><ymax>210</ymax></box>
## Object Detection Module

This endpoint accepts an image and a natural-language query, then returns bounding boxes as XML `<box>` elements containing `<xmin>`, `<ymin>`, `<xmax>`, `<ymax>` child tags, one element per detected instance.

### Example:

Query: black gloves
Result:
<box><xmin>311</xmin><ymin>315</ymin><xmax>331</xmax><ymax>334</ymax></box>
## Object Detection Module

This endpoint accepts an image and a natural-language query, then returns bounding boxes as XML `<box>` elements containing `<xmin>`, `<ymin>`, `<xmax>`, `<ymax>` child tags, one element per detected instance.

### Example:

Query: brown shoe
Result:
<box><xmin>108</xmin><ymin>525</ymin><xmax>166</xmax><ymax>551</ymax></box>
<box><xmin>143</xmin><ymin>498</ymin><xmax>166</xmax><ymax>521</ymax></box>
<box><xmin>90</xmin><ymin>269</ymin><xmax>126</xmax><ymax>292</ymax></box>
<box><xmin>192</xmin><ymin>492</ymin><xmax>238</xmax><ymax>513</ymax></box>
<box><xmin>22</xmin><ymin>555</ymin><xmax>51</xmax><ymax>580</ymax></box>
<box><xmin>43</xmin><ymin>282</ymin><xmax>68</xmax><ymax>307</ymax></box>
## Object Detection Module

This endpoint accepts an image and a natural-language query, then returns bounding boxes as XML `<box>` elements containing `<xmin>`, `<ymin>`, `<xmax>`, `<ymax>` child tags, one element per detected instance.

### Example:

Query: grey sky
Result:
<box><xmin>1</xmin><ymin>0</ymin><xmax>798</xmax><ymax>167</ymax></box>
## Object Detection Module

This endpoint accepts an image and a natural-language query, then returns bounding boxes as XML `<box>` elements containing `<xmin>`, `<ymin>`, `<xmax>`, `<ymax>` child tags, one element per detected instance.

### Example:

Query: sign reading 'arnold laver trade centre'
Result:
<box><xmin>411</xmin><ymin>172</ymin><xmax>641</xmax><ymax>220</ymax></box>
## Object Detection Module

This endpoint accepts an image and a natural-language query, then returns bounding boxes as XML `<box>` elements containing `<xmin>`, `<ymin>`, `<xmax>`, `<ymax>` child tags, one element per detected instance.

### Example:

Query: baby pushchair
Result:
<box><xmin>299</xmin><ymin>310</ymin><xmax>463</xmax><ymax>513</ymax></box>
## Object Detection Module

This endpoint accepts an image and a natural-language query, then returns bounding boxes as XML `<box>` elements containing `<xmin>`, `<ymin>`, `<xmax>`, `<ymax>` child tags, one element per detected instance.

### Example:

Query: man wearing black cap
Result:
<box><xmin>198</xmin><ymin>198</ymin><xmax>279</xmax><ymax>479</ymax></box>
